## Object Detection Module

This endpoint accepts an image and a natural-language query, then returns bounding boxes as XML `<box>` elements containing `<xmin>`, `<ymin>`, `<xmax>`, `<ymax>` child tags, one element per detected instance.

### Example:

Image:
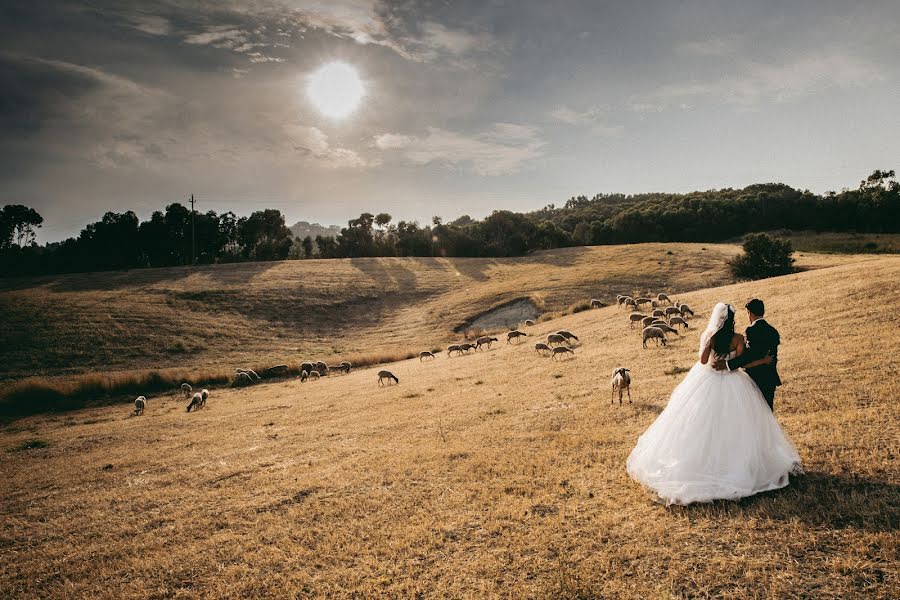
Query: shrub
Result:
<box><xmin>729</xmin><ymin>233</ymin><xmax>795</xmax><ymax>280</ymax></box>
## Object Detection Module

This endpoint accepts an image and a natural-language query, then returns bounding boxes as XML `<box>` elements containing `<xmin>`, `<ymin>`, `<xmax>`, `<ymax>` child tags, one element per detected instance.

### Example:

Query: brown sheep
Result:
<box><xmin>534</xmin><ymin>343</ymin><xmax>552</xmax><ymax>356</ymax></box>
<box><xmin>377</xmin><ymin>370</ymin><xmax>399</xmax><ymax>385</ymax></box>
<box><xmin>475</xmin><ymin>336</ymin><xmax>498</xmax><ymax>350</ymax></box>
<box><xmin>507</xmin><ymin>330</ymin><xmax>528</xmax><ymax>344</ymax></box>
<box><xmin>419</xmin><ymin>351</ymin><xmax>435</xmax><ymax>361</ymax></box>
<box><xmin>629</xmin><ymin>313</ymin><xmax>645</xmax><ymax>328</ymax></box>
<box><xmin>551</xmin><ymin>346</ymin><xmax>575</xmax><ymax>360</ymax></box>
<box><xmin>547</xmin><ymin>333</ymin><xmax>567</xmax><ymax>347</ymax></box>
<box><xmin>669</xmin><ymin>316</ymin><xmax>689</xmax><ymax>329</ymax></box>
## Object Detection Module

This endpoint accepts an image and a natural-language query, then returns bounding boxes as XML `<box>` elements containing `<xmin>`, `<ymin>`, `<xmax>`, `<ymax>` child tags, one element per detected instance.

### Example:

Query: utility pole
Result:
<box><xmin>190</xmin><ymin>194</ymin><xmax>196</xmax><ymax>265</ymax></box>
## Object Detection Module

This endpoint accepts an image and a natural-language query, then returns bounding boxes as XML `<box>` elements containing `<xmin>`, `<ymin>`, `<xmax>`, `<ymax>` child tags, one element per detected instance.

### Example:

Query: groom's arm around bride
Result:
<box><xmin>716</xmin><ymin>299</ymin><xmax>782</xmax><ymax>410</ymax></box>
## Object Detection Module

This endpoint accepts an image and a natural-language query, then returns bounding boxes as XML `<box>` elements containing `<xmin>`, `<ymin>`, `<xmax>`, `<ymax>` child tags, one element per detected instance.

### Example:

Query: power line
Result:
<box><xmin>190</xmin><ymin>193</ymin><xmax>196</xmax><ymax>266</ymax></box>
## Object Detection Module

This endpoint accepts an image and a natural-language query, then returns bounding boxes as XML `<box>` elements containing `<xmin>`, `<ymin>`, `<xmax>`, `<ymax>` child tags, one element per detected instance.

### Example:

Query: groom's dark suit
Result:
<box><xmin>726</xmin><ymin>318</ymin><xmax>781</xmax><ymax>411</ymax></box>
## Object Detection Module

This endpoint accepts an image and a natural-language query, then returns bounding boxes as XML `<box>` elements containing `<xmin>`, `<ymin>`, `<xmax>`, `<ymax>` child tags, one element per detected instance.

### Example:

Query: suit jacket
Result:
<box><xmin>727</xmin><ymin>319</ymin><xmax>782</xmax><ymax>389</ymax></box>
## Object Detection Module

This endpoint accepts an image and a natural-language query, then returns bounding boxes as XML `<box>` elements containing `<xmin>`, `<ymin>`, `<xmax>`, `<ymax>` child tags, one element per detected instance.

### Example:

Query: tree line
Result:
<box><xmin>1</xmin><ymin>170</ymin><xmax>897</xmax><ymax>277</ymax></box>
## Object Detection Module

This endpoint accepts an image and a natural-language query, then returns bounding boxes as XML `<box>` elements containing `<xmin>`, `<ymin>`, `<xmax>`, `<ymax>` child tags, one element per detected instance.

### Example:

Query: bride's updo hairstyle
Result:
<box><xmin>712</xmin><ymin>305</ymin><xmax>736</xmax><ymax>357</ymax></box>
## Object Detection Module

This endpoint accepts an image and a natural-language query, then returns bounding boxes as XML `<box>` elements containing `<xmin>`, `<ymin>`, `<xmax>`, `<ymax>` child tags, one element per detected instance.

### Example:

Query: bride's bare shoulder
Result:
<box><xmin>732</xmin><ymin>333</ymin><xmax>745</xmax><ymax>346</ymax></box>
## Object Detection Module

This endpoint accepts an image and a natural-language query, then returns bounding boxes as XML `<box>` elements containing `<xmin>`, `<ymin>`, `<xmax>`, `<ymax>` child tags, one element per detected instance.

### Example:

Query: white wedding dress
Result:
<box><xmin>626</xmin><ymin>304</ymin><xmax>802</xmax><ymax>506</ymax></box>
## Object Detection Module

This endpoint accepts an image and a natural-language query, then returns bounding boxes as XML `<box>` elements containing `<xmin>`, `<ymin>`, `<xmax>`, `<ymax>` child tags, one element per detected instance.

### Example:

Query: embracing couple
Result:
<box><xmin>627</xmin><ymin>299</ymin><xmax>803</xmax><ymax>505</ymax></box>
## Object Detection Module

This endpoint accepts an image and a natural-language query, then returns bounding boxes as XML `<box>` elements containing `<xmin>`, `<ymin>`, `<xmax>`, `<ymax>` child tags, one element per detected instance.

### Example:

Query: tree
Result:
<box><xmin>1</xmin><ymin>205</ymin><xmax>43</xmax><ymax>249</ymax></box>
<box><xmin>238</xmin><ymin>209</ymin><xmax>293</xmax><ymax>261</ymax></box>
<box><xmin>301</xmin><ymin>235</ymin><xmax>314</xmax><ymax>258</ymax></box>
<box><xmin>728</xmin><ymin>233</ymin><xmax>795</xmax><ymax>280</ymax></box>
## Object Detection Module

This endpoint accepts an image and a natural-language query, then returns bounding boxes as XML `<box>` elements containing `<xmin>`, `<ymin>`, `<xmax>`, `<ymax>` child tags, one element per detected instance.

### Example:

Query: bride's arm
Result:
<box><xmin>700</xmin><ymin>338</ymin><xmax>714</xmax><ymax>364</ymax></box>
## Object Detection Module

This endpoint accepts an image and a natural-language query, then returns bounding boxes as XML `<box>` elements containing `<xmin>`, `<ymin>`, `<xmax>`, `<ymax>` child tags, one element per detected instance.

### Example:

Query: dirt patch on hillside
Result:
<box><xmin>454</xmin><ymin>298</ymin><xmax>541</xmax><ymax>332</ymax></box>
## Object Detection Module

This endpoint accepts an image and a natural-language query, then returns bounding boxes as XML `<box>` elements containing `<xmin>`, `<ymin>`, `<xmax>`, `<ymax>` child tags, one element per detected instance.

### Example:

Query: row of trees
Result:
<box><xmin>1</xmin><ymin>170</ymin><xmax>897</xmax><ymax>276</ymax></box>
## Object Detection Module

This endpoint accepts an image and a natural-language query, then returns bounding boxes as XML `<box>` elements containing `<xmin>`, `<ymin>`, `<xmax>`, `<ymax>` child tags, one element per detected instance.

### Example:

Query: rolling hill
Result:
<box><xmin>1</xmin><ymin>253</ymin><xmax>897</xmax><ymax>597</ymax></box>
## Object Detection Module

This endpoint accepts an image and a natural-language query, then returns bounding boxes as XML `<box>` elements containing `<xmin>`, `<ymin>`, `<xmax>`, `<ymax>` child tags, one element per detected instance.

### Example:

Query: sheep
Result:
<box><xmin>547</xmin><ymin>333</ymin><xmax>567</xmax><ymax>347</ymax></box>
<box><xmin>664</xmin><ymin>306</ymin><xmax>680</xmax><ymax>317</ymax></box>
<box><xmin>308</xmin><ymin>370</ymin><xmax>321</xmax><ymax>380</ymax></box>
<box><xmin>186</xmin><ymin>392</ymin><xmax>203</xmax><ymax>412</ymax></box>
<box><xmin>299</xmin><ymin>369</ymin><xmax>309</xmax><ymax>382</ymax></box>
<box><xmin>133</xmin><ymin>396</ymin><xmax>146</xmax><ymax>415</ymax></box>
<box><xmin>618</xmin><ymin>295</ymin><xmax>633</xmax><ymax>307</ymax></box>
<box><xmin>623</xmin><ymin>297</ymin><xmax>638</xmax><ymax>310</ymax></box>
<box><xmin>447</xmin><ymin>344</ymin><xmax>461</xmax><ymax>356</ymax></box>
<box><xmin>534</xmin><ymin>342</ymin><xmax>552</xmax><ymax>356</ymax></box>
<box><xmin>674</xmin><ymin>301</ymin><xmax>682</xmax><ymax>309</ymax></box>
<box><xmin>233</xmin><ymin>372</ymin><xmax>253</xmax><ymax>387</ymax></box>
<box><xmin>650</xmin><ymin>320</ymin><xmax>668</xmax><ymax>328</ymax></box>
<box><xmin>616</xmin><ymin>294</ymin><xmax>625</xmax><ymax>304</ymax></box>
<box><xmin>339</xmin><ymin>361</ymin><xmax>352</xmax><ymax>373</ymax></box>
<box><xmin>650</xmin><ymin>300</ymin><xmax>660</xmax><ymax>309</ymax></box>
<box><xmin>557</xmin><ymin>330</ymin><xmax>579</xmax><ymax>342</ymax></box>
<box><xmin>300</xmin><ymin>362</ymin><xmax>314</xmax><ymax>374</ymax></box>
<box><xmin>669</xmin><ymin>316</ymin><xmax>689</xmax><ymax>329</ymax></box>
<box><xmin>377</xmin><ymin>370</ymin><xmax>399</xmax><ymax>386</ymax></box>
<box><xmin>655</xmin><ymin>323</ymin><xmax>679</xmax><ymax>336</ymax></box>
<box><xmin>642</xmin><ymin>326</ymin><xmax>668</xmax><ymax>348</ymax></box>
<box><xmin>524</xmin><ymin>319</ymin><xmax>535</xmax><ymax>326</ymax></box>
<box><xmin>652</xmin><ymin>309</ymin><xmax>666</xmax><ymax>318</ymax></box>
<box><xmin>459</xmin><ymin>342</ymin><xmax>476</xmax><ymax>353</ymax></box>
<box><xmin>507</xmin><ymin>330</ymin><xmax>528</xmax><ymax>344</ymax></box>
<box><xmin>657</xmin><ymin>293</ymin><xmax>672</xmax><ymax>304</ymax></box>
<box><xmin>628</xmin><ymin>312</ymin><xmax>645</xmax><ymax>328</ymax></box>
<box><xmin>200</xmin><ymin>388</ymin><xmax>209</xmax><ymax>407</ymax></box>
<box><xmin>180</xmin><ymin>383</ymin><xmax>192</xmax><ymax>398</ymax></box>
<box><xmin>314</xmin><ymin>361</ymin><xmax>328</xmax><ymax>375</ymax></box>
<box><xmin>679</xmin><ymin>304</ymin><xmax>695</xmax><ymax>317</ymax></box>
<box><xmin>641</xmin><ymin>316</ymin><xmax>656</xmax><ymax>329</ymax></box>
<box><xmin>611</xmin><ymin>368</ymin><xmax>632</xmax><ymax>404</ymax></box>
<box><xmin>419</xmin><ymin>351</ymin><xmax>435</xmax><ymax>361</ymax></box>
<box><xmin>475</xmin><ymin>336</ymin><xmax>498</xmax><ymax>350</ymax></box>
<box><xmin>551</xmin><ymin>346</ymin><xmax>575</xmax><ymax>360</ymax></box>
<box><xmin>635</xmin><ymin>297</ymin><xmax>652</xmax><ymax>307</ymax></box>
<box><xmin>590</xmin><ymin>298</ymin><xmax>606</xmax><ymax>308</ymax></box>
<box><xmin>236</xmin><ymin>368</ymin><xmax>261</xmax><ymax>382</ymax></box>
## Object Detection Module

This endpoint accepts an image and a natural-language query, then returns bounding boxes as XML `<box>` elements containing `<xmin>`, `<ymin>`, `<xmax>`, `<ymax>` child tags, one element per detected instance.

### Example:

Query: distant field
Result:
<box><xmin>768</xmin><ymin>231</ymin><xmax>900</xmax><ymax>254</ymax></box>
<box><xmin>1</xmin><ymin>254</ymin><xmax>897</xmax><ymax>597</ymax></box>
<box><xmin>0</xmin><ymin>243</ymin><xmax>860</xmax><ymax>390</ymax></box>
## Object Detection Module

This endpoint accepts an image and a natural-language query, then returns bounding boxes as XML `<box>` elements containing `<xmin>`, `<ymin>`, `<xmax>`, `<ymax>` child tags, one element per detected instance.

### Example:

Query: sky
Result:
<box><xmin>2</xmin><ymin>1</ymin><xmax>899</xmax><ymax>242</ymax></box>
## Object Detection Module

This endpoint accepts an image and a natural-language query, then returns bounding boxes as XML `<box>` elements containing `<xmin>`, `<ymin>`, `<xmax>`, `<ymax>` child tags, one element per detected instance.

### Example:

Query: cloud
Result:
<box><xmin>549</xmin><ymin>105</ymin><xmax>623</xmax><ymax>136</ymax></box>
<box><xmin>676</xmin><ymin>36</ymin><xmax>740</xmax><ymax>57</ymax></box>
<box><xmin>126</xmin><ymin>14</ymin><xmax>172</xmax><ymax>36</ymax></box>
<box><xmin>285</xmin><ymin>125</ymin><xmax>373</xmax><ymax>169</ymax></box>
<box><xmin>374</xmin><ymin>124</ymin><xmax>545</xmax><ymax>176</ymax></box>
<box><xmin>633</xmin><ymin>50</ymin><xmax>883</xmax><ymax>109</ymax></box>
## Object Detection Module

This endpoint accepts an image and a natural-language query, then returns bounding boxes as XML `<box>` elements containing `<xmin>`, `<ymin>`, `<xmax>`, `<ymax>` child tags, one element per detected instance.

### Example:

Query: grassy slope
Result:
<box><xmin>1</xmin><ymin>254</ymin><xmax>897</xmax><ymax>598</ymax></box>
<box><xmin>0</xmin><ymin>243</ymin><xmax>858</xmax><ymax>384</ymax></box>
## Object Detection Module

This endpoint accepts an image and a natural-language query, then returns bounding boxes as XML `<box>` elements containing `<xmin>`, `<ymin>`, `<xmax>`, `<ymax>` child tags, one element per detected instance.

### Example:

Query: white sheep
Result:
<box><xmin>377</xmin><ymin>370</ymin><xmax>399</xmax><ymax>385</ymax></box>
<box><xmin>200</xmin><ymin>389</ymin><xmax>209</xmax><ymax>407</ymax></box>
<box><xmin>524</xmin><ymin>319</ymin><xmax>535</xmax><ymax>326</ymax></box>
<box><xmin>641</xmin><ymin>316</ymin><xmax>656</xmax><ymax>329</ymax></box>
<box><xmin>611</xmin><ymin>368</ymin><xmax>632</xmax><ymax>404</ymax></box>
<box><xmin>314</xmin><ymin>361</ymin><xmax>328</xmax><ymax>375</ymax></box>
<box><xmin>299</xmin><ymin>370</ymin><xmax>309</xmax><ymax>382</ymax></box>
<box><xmin>308</xmin><ymin>370</ymin><xmax>321</xmax><ymax>380</ymax></box>
<box><xmin>339</xmin><ymin>361</ymin><xmax>352</xmax><ymax>373</ymax></box>
<box><xmin>419</xmin><ymin>351</ymin><xmax>436</xmax><ymax>361</ymax></box>
<box><xmin>133</xmin><ymin>396</ymin><xmax>146</xmax><ymax>415</ymax></box>
<box><xmin>590</xmin><ymin>298</ymin><xmax>606</xmax><ymax>308</ymax></box>
<box><xmin>180</xmin><ymin>383</ymin><xmax>192</xmax><ymax>398</ymax></box>
<box><xmin>642</xmin><ymin>326</ymin><xmax>668</xmax><ymax>348</ymax></box>
<box><xmin>186</xmin><ymin>392</ymin><xmax>203</xmax><ymax>412</ymax></box>
<box><xmin>233</xmin><ymin>372</ymin><xmax>253</xmax><ymax>387</ymax></box>
<box><xmin>300</xmin><ymin>361</ymin><xmax>314</xmax><ymax>374</ymax></box>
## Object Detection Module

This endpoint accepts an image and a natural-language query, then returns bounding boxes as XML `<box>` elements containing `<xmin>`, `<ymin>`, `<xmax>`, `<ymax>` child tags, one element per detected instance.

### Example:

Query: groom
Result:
<box><xmin>714</xmin><ymin>299</ymin><xmax>781</xmax><ymax>411</ymax></box>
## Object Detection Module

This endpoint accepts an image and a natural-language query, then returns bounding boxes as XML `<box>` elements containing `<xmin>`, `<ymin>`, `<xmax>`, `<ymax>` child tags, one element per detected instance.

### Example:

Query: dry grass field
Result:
<box><xmin>1</xmin><ymin>251</ymin><xmax>897</xmax><ymax>598</ymax></box>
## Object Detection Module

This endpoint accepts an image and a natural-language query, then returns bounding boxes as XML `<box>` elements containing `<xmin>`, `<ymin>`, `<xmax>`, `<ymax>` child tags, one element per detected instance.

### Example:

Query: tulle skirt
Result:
<box><xmin>626</xmin><ymin>362</ymin><xmax>802</xmax><ymax>505</ymax></box>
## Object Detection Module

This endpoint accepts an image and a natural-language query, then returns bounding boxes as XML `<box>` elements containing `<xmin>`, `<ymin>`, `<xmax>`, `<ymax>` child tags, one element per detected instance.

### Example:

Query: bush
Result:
<box><xmin>729</xmin><ymin>233</ymin><xmax>795</xmax><ymax>280</ymax></box>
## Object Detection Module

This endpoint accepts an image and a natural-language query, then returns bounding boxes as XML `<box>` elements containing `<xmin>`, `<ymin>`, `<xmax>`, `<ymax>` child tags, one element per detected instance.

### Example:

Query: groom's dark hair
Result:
<box><xmin>746</xmin><ymin>298</ymin><xmax>765</xmax><ymax>316</ymax></box>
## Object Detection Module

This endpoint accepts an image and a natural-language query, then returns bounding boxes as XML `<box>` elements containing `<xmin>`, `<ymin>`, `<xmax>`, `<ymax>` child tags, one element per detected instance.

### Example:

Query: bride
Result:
<box><xmin>626</xmin><ymin>302</ymin><xmax>802</xmax><ymax>505</ymax></box>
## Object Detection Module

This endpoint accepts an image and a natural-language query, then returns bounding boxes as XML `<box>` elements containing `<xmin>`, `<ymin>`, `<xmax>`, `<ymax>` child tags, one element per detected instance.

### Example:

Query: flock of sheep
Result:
<box><xmin>130</xmin><ymin>288</ymin><xmax>694</xmax><ymax>414</ymax></box>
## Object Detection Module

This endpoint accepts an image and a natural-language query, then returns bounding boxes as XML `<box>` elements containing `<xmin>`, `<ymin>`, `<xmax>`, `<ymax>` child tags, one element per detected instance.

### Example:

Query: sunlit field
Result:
<box><xmin>1</xmin><ymin>248</ymin><xmax>897</xmax><ymax>597</ymax></box>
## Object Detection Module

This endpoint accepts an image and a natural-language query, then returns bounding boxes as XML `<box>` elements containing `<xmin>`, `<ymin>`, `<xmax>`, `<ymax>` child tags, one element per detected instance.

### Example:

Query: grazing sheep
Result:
<box><xmin>590</xmin><ymin>298</ymin><xmax>606</xmax><ymax>308</ymax></box>
<box><xmin>475</xmin><ymin>336</ymin><xmax>498</xmax><ymax>350</ymax></box>
<box><xmin>651</xmin><ymin>320</ymin><xmax>668</xmax><ymax>328</ymax></box>
<box><xmin>236</xmin><ymin>368</ymin><xmax>261</xmax><ymax>382</ymax></box>
<box><xmin>641</xmin><ymin>316</ymin><xmax>656</xmax><ymax>329</ymax></box>
<box><xmin>419</xmin><ymin>351</ymin><xmax>435</xmax><ymax>361</ymax></box>
<box><xmin>611</xmin><ymin>368</ymin><xmax>632</xmax><ymax>404</ymax></box>
<box><xmin>623</xmin><ymin>297</ymin><xmax>638</xmax><ymax>310</ymax></box>
<box><xmin>679</xmin><ymin>304</ymin><xmax>695</xmax><ymax>317</ymax></box>
<box><xmin>340</xmin><ymin>361</ymin><xmax>352</xmax><ymax>373</ymax></box>
<box><xmin>233</xmin><ymin>372</ymin><xmax>253</xmax><ymax>387</ymax></box>
<box><xmin>133</xmin><ymin>396</ymin><xmax>146</xmax><ymax>415</ymax></box>
<box><xmin>377</xmin><ymin>370</ymin><xmax>399</xmax><ymax>386</ymax></box>
<box><xmin>447</xmin><ymin>344</ymin><xmax>461</xmax><ymax>356</ymax></box>
<box><xmin>635</xmin><ymin>297</ymin><xmax>652</xmax><ymax>307</ymax></box>
<box><xmin>547</xmin><ymin>333</ymin><xmax>567</xmax><ymax>347</ymax></box>
<box><xmin>551</xmin><ymin>346</ymin><xmax>575</xmax><ymax>360</ymax></box>
<box><xmin>200</xmin><ymin>388</ymin><xmax>209</xmax><ymax>407</ymax></box>
<box><xmin>524</xmin><ymin>319</ymin><xmax>535</xmax><ymax>326</ymax></box>
<box><xmin>300</xmin><ymin>362</ymin><xmax>314</xmax><ymax>374</ymax></box>
<box><xmin>180</xmin><ymin>383</ymin><xmax>192</xmax><ymax>398</ymax></box>
<box><xmin>657</xmin><ymin>293</ymin><xmax>672</xmax><ymax>304</ymax></box>
<box><xmin>299</xmin><ymin>370</ymin><xmax>309</xmax><ymax>382</ymax></box>
<box><xmin>315</xmin><ymin>361</ymin><xmax>328</xmax><ymax>375</ymax></box>
<box><xmin>642</xmin><ymin>326</ymin><xmax>668</xmax><ymax>348</ymax></box>
<box><xmin>664</xmin><ymin>306</ymin><xmax>680</xmax><ymax>317</ymax></box>
<box><xmin>557</xmin><ymin>330</ymin><xmax>579</xmax><ymax>342</ymax></box>
<box><xmin>655</xmin><ymin>323</ymin><xmax>679</xmax><ymax>336</ymax></box>
<box><xmin>507</xmin><ymin>330</ymin><xmax>528</xmax><ymax>344</ymax></box>
<box><xmin>459</xmin><ymin>342</ymin><xmax>476</xmax><ymax>353</ymax></box>
<box><xmin>534</xmin><ymin>342</ymin><xmax>552</xmax><ymax>356</ymax></box>
<box><xmin>669</xmin><ymin>316</ymin><xmax>689</xmax><ymax>329</ymax></box>
<box><xmin>674</xmin><ymin>301</ymin><xmax>682</xmax><ymax>309</ymax></box>
<box><xmin>186</xmin><ymin>392</ymin><xmax>203</xmax><ymax>412</ymax></box>
<box><xmin>309</xmin><ymin>370</ymin><xmax>321</xmax><ymax>380</ymax></box>
<box><xmin>616</xmin><ymin>294</ymin><xmax>625</xmax><ymax>304</ymax></box>
<box><xmin>629</xmin><ymin>312</ymin><xmax>645</xmax><ymax>328</ymax></box>
<box><xmin>652</xmin><ymin>309</ymin><xmax>666</xmax><ymax>318</ymax></box>
<box><xmin>326</xmin><ymin>365</ymin><xmax>343</xmax><ymax>374</ymax></box>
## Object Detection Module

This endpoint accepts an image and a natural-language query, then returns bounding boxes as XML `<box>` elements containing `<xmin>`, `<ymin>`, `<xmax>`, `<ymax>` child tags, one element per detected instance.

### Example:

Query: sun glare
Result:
<box><xmin>306</xmin><ymin>62</ymin><xmax>364</xmax><ymax>119</ymax></box>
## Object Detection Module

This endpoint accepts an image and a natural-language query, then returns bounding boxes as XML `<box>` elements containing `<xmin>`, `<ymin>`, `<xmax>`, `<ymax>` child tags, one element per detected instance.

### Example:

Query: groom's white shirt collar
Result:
<box><xmin>748</xmin><ymin>318</ymin><xmax>766</xmax><ymax>328</ymax></box>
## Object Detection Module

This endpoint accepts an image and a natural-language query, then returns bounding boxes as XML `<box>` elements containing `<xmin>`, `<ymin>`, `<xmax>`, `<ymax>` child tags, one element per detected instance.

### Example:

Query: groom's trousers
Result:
<box><xmin>760</xmin><ymin>385</ymin><xmax>776</xmax><ymax>411</ymax></box>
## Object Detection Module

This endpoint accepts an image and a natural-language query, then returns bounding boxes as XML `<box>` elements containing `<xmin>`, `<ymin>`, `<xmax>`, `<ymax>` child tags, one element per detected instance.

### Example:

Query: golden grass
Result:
<box><xmin>1</xmin><ymin>252</ymin><xmax>897</xmax><ymax>597</ymax></box>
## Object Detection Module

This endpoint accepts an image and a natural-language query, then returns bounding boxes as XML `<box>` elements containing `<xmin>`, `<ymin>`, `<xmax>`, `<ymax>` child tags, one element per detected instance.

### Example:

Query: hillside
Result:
<box><xmin>289</xmin><ymin>220</ymin><xmax>342</xmax><ymax>240</ymax></box>
<box><xmin>0</xmin><ymin>243</ymin><xmax>859</xmax><ymax>385</ymax></box>
<box><xmin>1</xmin><ymin>255</ymin><xmax>897</xmax><ymax>597</ymax></box>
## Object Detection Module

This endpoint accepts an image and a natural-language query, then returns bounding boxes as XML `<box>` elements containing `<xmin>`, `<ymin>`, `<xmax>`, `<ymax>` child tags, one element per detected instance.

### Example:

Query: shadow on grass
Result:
<box><xmin>670</xmin><ymin>471</ymin><xmax>899</xmax><ymax>533</ymax></box>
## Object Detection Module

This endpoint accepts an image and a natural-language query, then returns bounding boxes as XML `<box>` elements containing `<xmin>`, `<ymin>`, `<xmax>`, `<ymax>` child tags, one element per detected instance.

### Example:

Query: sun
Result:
<box><xmin>306</xmin><ymin>62</ymin><xmax>364</xmax><ymax>119</ymax></box>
